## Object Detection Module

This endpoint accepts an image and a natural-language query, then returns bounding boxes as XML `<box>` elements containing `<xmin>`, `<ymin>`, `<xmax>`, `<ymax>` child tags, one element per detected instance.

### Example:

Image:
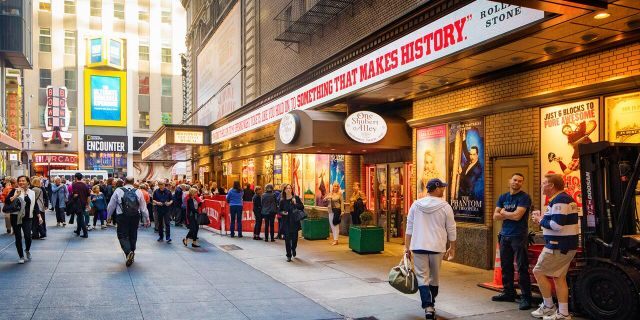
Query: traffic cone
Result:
<box><xmin>478</xmin><ymin>243</ymin><xmax>504</xmax><ymax>291</ymax></box>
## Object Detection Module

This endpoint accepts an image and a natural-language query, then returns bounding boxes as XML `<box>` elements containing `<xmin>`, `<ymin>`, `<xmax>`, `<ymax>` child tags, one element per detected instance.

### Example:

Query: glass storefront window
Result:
<box><xmin>85</xmin><ymin>152</ymin><xmax>127</xmax><ymax>178</ymax></box>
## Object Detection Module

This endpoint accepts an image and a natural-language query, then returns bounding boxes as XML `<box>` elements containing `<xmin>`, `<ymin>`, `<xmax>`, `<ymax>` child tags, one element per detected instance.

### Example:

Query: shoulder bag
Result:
<box><xmin>388</xmin><ymin>255</ymin><xmax>419</xmax><ymax>294</ymax></box>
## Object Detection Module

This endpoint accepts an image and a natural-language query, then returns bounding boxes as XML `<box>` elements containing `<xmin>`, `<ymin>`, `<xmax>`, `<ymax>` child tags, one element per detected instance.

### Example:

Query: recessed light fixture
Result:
<box><xmin>347</xmin><ymin>151</ymin><xmax>351</xmax><ymax>154</ymax></box>
<box><xmin>510</xmin><ymin>56</ymin><xmax>524</xmax><ymax>63</ymax></box>
<box><xmin>594</xmin><ymin>12</ymin><xmax>610</xmax><ymax>20</ymax></box>
<box><xmin>331</xmin><ymin>149</ymin><xmax>336</xmax><ymax>151</ymax></box>
<box><xmin>543</xmin><ymin>45</ymin><xmax>559</xmax><ymax>55</ymax></box>
<box><xmin>362</xmin><ymin>150</ymin><xmax>367</xmax><ymax>152</ymax></box>
<box><xmin>388</xmin><ymin>97</ymin><xmax>395</xmax><ymax>102</ymax></box>
<box><xmin>438</xmin><ymin>78</ymin><xmax>449</xmax><ymax>85</ymax></box>
<box><xmin>581</xmin><ymin>33</ymin><xmax>599</xmax><ymax>43</ymax></box>
<box><xmin>419</xmin><ymin>84</ymin><xmax>428</xmax><ymax>91</ymax></box>
<box><xmin>627</xmin><ymin>19</ymin><xmax>640</xmax><ymax>30</ymax></box>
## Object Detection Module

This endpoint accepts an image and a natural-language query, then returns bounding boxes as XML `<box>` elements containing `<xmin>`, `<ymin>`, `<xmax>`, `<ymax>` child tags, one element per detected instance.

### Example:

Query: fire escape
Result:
<box><xmin>274</xmin><ymin>0</ymin><xmax>363</xmax><ymax>51</ymax></box>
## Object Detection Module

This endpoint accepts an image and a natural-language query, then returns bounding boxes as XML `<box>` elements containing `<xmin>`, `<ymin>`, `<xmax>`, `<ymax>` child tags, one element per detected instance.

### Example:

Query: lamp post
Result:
<box><xmin>21</xmin><ymin>95</ymin><xmax>36</xmax><ymax>176</ymax></box>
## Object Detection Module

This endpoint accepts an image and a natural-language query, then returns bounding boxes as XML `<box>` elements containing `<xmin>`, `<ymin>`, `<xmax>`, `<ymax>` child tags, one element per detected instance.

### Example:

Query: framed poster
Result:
<box><xmin>291</xmin><ymin>154</ymin><xmax>302</xmax><ymax>196</ymax></box>
<box><xmin>330</xmin><ymin>155</ymin><xmax>346</xmax><ymax>199</ymax></box>
<box><xmin>315</xmin><ymin>154</ymin><xmax>330</xmax><ymax>207</ymax></box>
<box><xmin>416</xmin><ymin>125</ymin><xmax>447</xmax><ymax>199</ymax></box>
<box><xmin>448</xmin><ymin>119</ymin><xmax>485</xmax><ymax>223</ymax></box>
<box><xmin>606</xmin><ymin>92</ymin><xmax>640</xmax><ymax>143</ymax></box>
<box><xmin>302</xmin><ymin>154</ymin><xmax>316</xmax><ymax>206</ymax></box>
<box><xmin>282</xmin><ymin>153</ymin><xmax>291</xmax><ymax>186</ymax></box>
<box><xmin>273</xmin><ymin>154</ymin><xmax>283</xmax><ymax>186</ymax></box>
<box><xmin>540</xmin><ymin>99</ymin><xmax>599</xmax><ymax>210</ymax></box>
<box><xmin>84</xmin><ymin>69</ymin><xmax>127</xmax><ymax>127</ymax></box>
<box><xmin>241</xmin><ymin>158</ymin><xmax>255</xmax><ymax>186</ymax></box>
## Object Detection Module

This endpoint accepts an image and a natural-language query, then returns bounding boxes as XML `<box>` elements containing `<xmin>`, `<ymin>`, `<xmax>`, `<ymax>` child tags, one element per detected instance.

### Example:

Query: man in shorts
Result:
<box><xmin>531</xmin><ymin>173</ymin><xmax>578</xmax><ymax>320</ymax></box>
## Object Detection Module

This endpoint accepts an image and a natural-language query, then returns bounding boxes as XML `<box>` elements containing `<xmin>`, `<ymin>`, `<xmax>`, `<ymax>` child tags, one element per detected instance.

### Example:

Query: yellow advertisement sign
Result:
<box><xmin>606</xmin><ymin>92</ymin><xmax>640</xmax><ymax>143</ymax></box>
<box><xmin>84</xmin><ymin>69</ymin><xmax>127</xmax><ymax>127</ymax></box>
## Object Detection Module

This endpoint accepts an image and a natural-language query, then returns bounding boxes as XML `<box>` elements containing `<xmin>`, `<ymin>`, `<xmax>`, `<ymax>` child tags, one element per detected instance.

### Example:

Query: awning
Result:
<box><xmin>0</xmin><ymin>131</ymin><xmax>21</xmax><ymax>151</ymax></box>
<box><xmin>139</xmin><ymin>125</ymin><xmax>209</xmax><ymax>161</ymax></box>
<box><xmin>275</xmin><ymin>110</ymin><xmax>410</xmax><ymax>154</ymax></box>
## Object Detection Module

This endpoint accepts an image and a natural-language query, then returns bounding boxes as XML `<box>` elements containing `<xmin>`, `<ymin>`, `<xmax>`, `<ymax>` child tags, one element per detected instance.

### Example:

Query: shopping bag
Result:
<box><xmin>388</xmin><ymin>255</ymin><xmax>419</xmax><ymax>294</ymax></box>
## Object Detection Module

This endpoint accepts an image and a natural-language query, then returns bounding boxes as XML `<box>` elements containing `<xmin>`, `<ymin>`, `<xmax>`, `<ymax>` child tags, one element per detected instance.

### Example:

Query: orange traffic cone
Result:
<box><xmin>478</xmin><ymin>243</ymin><xmax>504</xmax><ymax>291</ymax></box>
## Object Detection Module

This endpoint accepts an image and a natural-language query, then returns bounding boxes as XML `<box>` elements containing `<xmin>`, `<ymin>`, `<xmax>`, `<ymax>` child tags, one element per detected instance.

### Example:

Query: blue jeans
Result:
<box><xmin>230</xmin><ymin>205</ymin><xmax>243</xmax><ymax>237</ymax></box>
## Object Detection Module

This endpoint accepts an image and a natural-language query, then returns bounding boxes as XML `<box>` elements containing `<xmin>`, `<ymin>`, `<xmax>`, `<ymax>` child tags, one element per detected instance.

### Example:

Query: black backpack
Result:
<box><xmin>120</xmin><ymin>187</ymin><xmax>140</xmax><ymax>216</ymax></box>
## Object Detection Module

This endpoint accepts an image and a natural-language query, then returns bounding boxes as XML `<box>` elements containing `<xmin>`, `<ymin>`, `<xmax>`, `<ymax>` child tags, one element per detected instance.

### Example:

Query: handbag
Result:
<box><xmin>388</xmin><ymin>255</ymin><xmax>419</xmax><ymax>294</ymax></box>
<box><xmin>197</xmin><ymin>213</ymin><xmax>211</xmax><ymax>225</ymax></box>
<box><xmin>331</xmin><ymin>208</ymin><xmax>342</xmax><ymax>226</ymax></box>
<box><xmin>293</xmin><ymin>208</ymin><xmax>307</xmax><ymax>222</ymax></box>
<box><xmin>2</xmin><ymin>197</ymin><xmax>21</xmax><ymax>214</ymax></box>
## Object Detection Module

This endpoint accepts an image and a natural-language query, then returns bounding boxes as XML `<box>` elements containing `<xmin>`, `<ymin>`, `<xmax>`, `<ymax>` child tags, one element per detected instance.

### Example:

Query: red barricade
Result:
<box><xmin>202</xmin><ymin>199</ymin><xmax>278</xmax><ymax>234</ymax></box>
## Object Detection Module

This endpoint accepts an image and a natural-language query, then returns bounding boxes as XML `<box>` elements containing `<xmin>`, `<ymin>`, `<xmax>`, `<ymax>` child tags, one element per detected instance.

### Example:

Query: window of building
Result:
<box><xmin>161</xmin><ymin>9</ymin><xmax>171</xmax><ymax>24</ymax></box>
<box><xmin>161</xmin><ymin>113</ymin><xmax>172</xmax><ymax>125</ymax></box>
<box><xmin>64</xmin><ymin>31</ymin><xmax>76</xmax><ymax>55</ymax></box>
<box><xmin>139</xmin><ymin>44</ymin><xmax>149</xmax><ymax>61</ymax></box>
<box><xmin>64</xmin><ymin>0</ymin><xmax>76</xmax><ymax>14</ymax></box>
<box><xmin>113</xmin><ymin>0</ymin><xmax>124</xmax><ymax>19</ymax></box>
<box><xmin>65</xmin><ymin>69</ymin><xmax>77</xmax><ymax>90</ymax></box>
<box><xmin>161</xmin><ymin>47</ymin><xmax>171</xmax><ymax>63</ymax></box>
<box><xmin>38</xmin><ymin>105</ymin><xmax>46</xmax><ymax>127</ymax></box>
<box><xmin>39</xmin><ymin>0</ymin><xmax>51</xmax><ymax>11</ymax></box>
<box><xmin>40</xmin><ymin>69</ymin><xmax>51</xmax><ymax>88</ymax></box>
<box><xmin>161</xmin><ymin>77</ymin><xmax>171</xmax><ymax>96</ymax></box>
<box><xmin>90</xmin><ymin>0</ymin><xmax>101</xmax><ymax>17</ymax></box>
<box><xmin>139</xmin><ymin>112</ymin><xmax>150</xmax><ymax>129</ymax></box>
<box><xmin>39</xmin><ymin>28</ymin><xmax>51</xmax><ymax>52</ymax></box>
<box><xmin>138</xmin><ymin>9</ymin><xmax>149</xmax><ymax>22</ymax></box>
<box><xmin>139</xmin><ymin>74</ymin><xmax>149</xmax><ymax>94</ymax></box>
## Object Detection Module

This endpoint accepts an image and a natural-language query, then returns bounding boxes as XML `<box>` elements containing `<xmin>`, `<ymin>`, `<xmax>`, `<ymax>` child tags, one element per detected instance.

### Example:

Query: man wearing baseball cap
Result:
<box><xmin>405</xmin><ymin>178</ymin><xmax>457</xmax><ymax>320</ymax></box>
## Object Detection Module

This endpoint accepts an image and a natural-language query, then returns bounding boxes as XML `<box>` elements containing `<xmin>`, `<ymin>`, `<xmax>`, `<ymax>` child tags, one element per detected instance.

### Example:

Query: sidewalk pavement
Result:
<box><xmin>200</xmin><ymin>227</ymin><xmax>586</xmax><ymax>320</ymax></box>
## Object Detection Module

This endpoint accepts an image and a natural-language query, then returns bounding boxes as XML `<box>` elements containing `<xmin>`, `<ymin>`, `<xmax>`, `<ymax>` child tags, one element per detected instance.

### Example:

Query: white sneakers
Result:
<box><xmin>532</xmin><ymin>303</ymin><xmax>571</xmax><ymax>320</ymax></box>
<box><xmin>543</xmin><ymin>312</ymin><xmax>572</xmax><ymax>320</ymax></box>
<box><xmin>26</xmin><ymin>251</ymin><xmax>31</xmax><ymax>261</ymax></box>
<box><xmin>18</xmin><ymin>258</ymin><xmax>25</xmax><ymax>264</ymax></box>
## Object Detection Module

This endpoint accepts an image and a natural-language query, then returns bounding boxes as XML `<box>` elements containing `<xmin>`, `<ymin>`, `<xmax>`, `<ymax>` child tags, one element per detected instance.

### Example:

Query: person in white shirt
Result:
<box><xmin>405</xmin><ymin>178</ymin><xmax>457</xmax><ymax>320</ymax></box>
<box><xmin>7</xmin><ymin>176</ymin><xmax>37</xmax><ymax>264</ymax></box>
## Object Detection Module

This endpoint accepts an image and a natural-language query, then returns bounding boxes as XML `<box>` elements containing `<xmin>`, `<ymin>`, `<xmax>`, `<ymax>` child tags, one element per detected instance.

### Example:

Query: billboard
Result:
<box><xmin>196</xmin><ymin>3</ymin><xmax>242</xmax><ymax>126</ymax></box>
<box><xmin>84</xmin><ymin>69</ymin><xmax>127</xmax><ymax>127</ymax></box>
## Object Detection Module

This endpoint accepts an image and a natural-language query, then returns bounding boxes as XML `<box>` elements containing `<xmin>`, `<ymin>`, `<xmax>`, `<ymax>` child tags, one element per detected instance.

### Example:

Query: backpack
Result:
<box><xmin>261</xmin><ymin>192</ymin><xmax>277</xmax><ymax>216</ymax></box>
<box><xmin>119</xmin><ymin>187</ymin><xmax>140</xmax><ymax>216</ymax></box>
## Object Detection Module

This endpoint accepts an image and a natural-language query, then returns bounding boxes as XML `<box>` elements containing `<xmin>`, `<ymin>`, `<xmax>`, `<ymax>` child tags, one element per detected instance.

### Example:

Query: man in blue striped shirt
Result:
<box><xmin>531</xmin><ymin>173</ymin><xmax>579</xmax><ymax>320</ymax></box>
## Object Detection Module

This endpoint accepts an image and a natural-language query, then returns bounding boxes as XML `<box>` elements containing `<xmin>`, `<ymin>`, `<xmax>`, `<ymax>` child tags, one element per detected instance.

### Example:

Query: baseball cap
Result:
<box><xmin>427</xmin><ymin>178</ymin><xmax>448</xmax><ymax>192</ymax></box>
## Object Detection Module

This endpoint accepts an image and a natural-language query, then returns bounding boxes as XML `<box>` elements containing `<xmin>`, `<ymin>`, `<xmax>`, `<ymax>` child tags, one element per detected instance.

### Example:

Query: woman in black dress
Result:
<box><xmin>278</xmin><ymin>184</ymin><xmax>304</xmax><ymax>262</ymax></box>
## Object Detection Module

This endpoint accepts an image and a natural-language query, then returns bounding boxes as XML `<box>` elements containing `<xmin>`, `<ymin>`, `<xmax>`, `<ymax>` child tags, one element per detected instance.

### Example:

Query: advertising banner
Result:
<box><xmin>606</xmin><ymin>92</ymin><xmax>640</xmax><ymax>143</ymax></box>
<box><xmin>541</xmin><ymin>99</ymin><xmax>599</xmax><ymax>209</ymax></box>
<box><xmin>85</xmin><ymin>134</ymin><xmax>128</xmax><ymax>152</ymax></box>
<box><xmin>291</xmin><ymin>154</ymin><xmax>303</xmax><ymax>196</ymax></box>
<box><xmin>84</xmin><ymin>70</ymin><xmax>127</xmax><ymax>127</ymax></box>
<box><xmin>263</xmin><ymin>155</ymin><xmax>274</xmax><ymax>186</ymax></box>
<box><xmin>448</xmin><ymin>119</ymin><xmax>485</xmax><ymax>223</ymax></box>
<box><xmin>108</xmin><ymin>39</ymin><xmax>123</xmax><ymax>68</ymax></box>
<box><xmin>416</xmin><ymin>125</ymin><xmax>447</xmax><ymax>199</ymax></box>
<box><xmin>273</xmin><ymin>154</ymin><xmax>283</xmax><ymax>186</ymax></box>
<box><xmin>89</xmin><ymin>38</ymin><xmax>102</xmax><ymax>64</ymax></box>
<box><xmin>241</xmin><ymin>158</ymin><xmax>255</xmax><ymax>186</ymax></box>
<box><xmin>302</xmin><ymin>154</ymin><xmax>316</xmax><ymax>206</ymax></box>
<box><xmin>315</xmin><ymin>154</ymin><xmax>330</xmax><ymax>207</ymax></box>
<box><xmin>282</xmin><ymin>154</ymin><xmax>291</xmax><ymax>186</ymax></box>
<box><xmin>330</xmin><ymin>155</ymin><xmax>346</xmax><ymax>199</ymax></box>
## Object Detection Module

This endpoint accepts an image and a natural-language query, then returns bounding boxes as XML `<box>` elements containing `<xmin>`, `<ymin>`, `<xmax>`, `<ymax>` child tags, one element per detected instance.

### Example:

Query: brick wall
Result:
<box><xmin>256</xmin><ymin>0</ymin><xmax>425</xmax><ymax>96</ymax></box>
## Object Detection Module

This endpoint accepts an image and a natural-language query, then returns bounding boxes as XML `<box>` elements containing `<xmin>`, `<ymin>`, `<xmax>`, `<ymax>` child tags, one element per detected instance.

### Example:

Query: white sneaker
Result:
<box><xmin>543</xmin><ymin>311</ymin><xmax>572</xmax><ymax>320</ymax></box>
<box><xmin>532</xmin><ymin>303</ymin><xmax>557</xmax><ymax>318</ymax></box>
<box><xmin>56</xmin><ymin>223</ymin><xmax>61</xmax><ymax>227</ymax></box>
<box><xmin>18</xmin><ymin>258</ymin><xmax>25</xmax><ymax>264</ymax></box>
<box><xmin>26</xmin><ymin>251</ymin><xmax>31</xmax><ymax>261</ymax></box>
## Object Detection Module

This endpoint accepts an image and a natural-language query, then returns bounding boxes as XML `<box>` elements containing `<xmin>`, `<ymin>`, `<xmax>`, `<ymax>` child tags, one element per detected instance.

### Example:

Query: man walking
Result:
<box><xmin>71</xmin><ymin>173</ymin><xmax>91</xmax><ymax>238</ymax></box>
<box><xmin>405</xmin><ymin>178</ymin><xmax>456</xmax><ymax>320</ymax></box>
<box><xmin>171</xmin><ymin>182</ymin><xmax>183</xmax><ymax>226</ymax></box>
<box><xmin>491</xmin><ymin>173</ymin><xmax>533</xmax><ymax>310</ymax></box>
<box><xmin>153</xmin><ymin>181</ymin><xmax>173</xmax><ymax>243</ymax></box>
<box><xmin>531</xmin><ymin>173</ymin><xmax>579</xmax><ymax>320</ymax></box>
<box><xmin>107</xmin><ymin>177</ymin><xmax>150</xmax><ymax>267</ymax></box>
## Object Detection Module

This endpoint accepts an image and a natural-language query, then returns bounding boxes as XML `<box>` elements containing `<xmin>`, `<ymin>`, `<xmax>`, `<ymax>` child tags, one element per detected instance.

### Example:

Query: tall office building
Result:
<box><xmin>23</xmin><ymin>0</ymin><xmax>185</xmax><ymax>179</ymax></box>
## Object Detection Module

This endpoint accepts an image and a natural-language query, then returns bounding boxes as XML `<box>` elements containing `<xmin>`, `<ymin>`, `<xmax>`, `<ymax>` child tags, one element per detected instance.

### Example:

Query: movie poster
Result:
<box><xmin>302</xmin><ymin>154</ymin><xmax>316</xmax><ymax>206</ymax></box>
<box><xmin>315</xmin><ymin>154</ymin><xmax>330</xmax><ymax>207</ymax></box>
<box><xmin>263</xmin><ymin>155</ymin><xmax>274</xmax><ymax>186</ymax></box>
<box><xmin>273</xmin><ymin>154</ymin><xmax>283</xmax><ymax>186</ymax></box>
<box><xmin>330</xmin><ymin>155</ymin><xmax>346</xmax><ymax>199</ymax></box>
<box><xmin>291</xmin><ymin>154</ymin><xmax>303</xmax><ymax>196</ymax></box>
<box><xmin>416</xmin><ymin>125</ymin><xmax>447</xmax><ymax>199</ymax></box>
<box><xmin>448</xmin><ymin>119</ymin><xmax>485</xmax><ymax>223</ymax></box>
<box><xmin>282</xmin><ymin>153</ymin><xmax>291</xmax><ymax>186</ymax></box>
<box><xmin>606</xmin><ymin>92</ymin><xmax>640</xmax><ymax>143</ymax></box>
<box><xmin>541</xmin><ymin>99</ymin><xmax>599</xmax><ymax>210</ymax></box>
<box><xmin>241</xmin><ymin>158</ymin><xmax>255</xmax><ymax>186</ymax></box>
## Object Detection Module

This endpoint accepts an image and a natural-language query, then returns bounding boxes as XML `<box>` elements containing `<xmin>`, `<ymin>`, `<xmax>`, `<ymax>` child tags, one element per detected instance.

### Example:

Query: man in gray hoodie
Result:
<box><xmin>405</xmin><ymin>178</ymin><xmax>457</xmax><ymax>320</ymax></box>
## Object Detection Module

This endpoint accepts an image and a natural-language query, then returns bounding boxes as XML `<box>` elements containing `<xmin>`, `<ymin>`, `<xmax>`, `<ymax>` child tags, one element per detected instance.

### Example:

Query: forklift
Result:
<box><xmin>571</xmin><ymin>142</ymin><xmax>640</xmax><ymax>319</ymax></box>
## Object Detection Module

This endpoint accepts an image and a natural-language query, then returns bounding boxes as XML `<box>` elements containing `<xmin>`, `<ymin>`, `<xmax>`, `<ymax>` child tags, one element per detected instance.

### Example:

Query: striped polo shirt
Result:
<box><xmin>540</xmin><ymin>192</ymin><xmax>579</xmax><ymax>253</ymax></box>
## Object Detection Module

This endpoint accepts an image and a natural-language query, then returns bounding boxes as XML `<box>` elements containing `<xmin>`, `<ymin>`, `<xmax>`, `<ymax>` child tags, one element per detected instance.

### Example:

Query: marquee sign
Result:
<box><xmin>42</xmin><ymin>86</ymin><xmax>72</xmax><ymax>144</ymax></box>
<box><xmin>211</xmin><ymin>0</ymin><xmax>545</xmax><ymax>143</ymax></box>
<box><xmin>33</xmin><ymin>153</ymin><xmax>78</xmax><ymax>166</ymax></box>
<box><xmin>85</xmin><ymin>134</ymin><xmax>128</xmax><ymax>153</ymax></box>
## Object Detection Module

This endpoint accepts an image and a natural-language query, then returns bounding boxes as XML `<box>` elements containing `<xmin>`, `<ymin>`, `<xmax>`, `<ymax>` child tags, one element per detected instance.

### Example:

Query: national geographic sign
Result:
<box><xmin>85</xmin><ymin>134</ymin><xmax>128</xmax><ymax>153</ymax></box>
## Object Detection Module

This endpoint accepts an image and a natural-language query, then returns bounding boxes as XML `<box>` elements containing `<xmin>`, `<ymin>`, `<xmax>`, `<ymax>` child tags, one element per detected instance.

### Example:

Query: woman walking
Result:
<box><xmin>31</xmin><ymin>177</ymin><xmax>46</xmax><ymax>239</ymax></box>
<box><xmin>183</xmin><ymin>187</ymin><xmax>203</xmax><ymax>247</ymax></box>
<box><xmin>226</xmin><ymin>181</ymin><xmax>244</xmax><ymax>238</ymax></box>
<box><xmin>350</xmin><ymin>182</ymin><xmax>366</xmax><ymax>226</ymax></box>
<box><xmin>252</xmin><ymin>186</ymin><xmax>263</xmax><ymax>240</ymax></box>
<box><xmin>91</xmin><ymin>185</ymin><xmax>108</xmax><ymax>229</ymax></box>
<box><xmin>325</xmin><ymin>182</ymin><xmax>344</xmax><ymax>245</ymax></box>
<box><xmin>51</xmin><ymin>177</ymin><xmax>67</xmax><ymax>227</ymax></box>
<box><xmin>261</xmin><ymin>184</ymin><xmax>278</xmax><ymax>242</ymax></box>
<box><xmin>279</xmin><ymin>184</ymin><xmax>304</xmax><ymax>262</ymax></box>
<box><xmin>5</xmin><ymin>176</ymin><xmax>36</xmax><ymax>263</ymax></box>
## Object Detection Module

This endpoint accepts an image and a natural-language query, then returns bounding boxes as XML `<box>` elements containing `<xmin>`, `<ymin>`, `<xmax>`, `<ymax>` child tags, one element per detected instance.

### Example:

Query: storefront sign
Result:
<box><xmin>84</xmin><ymin>69</ymin><xmax>127</xmax><ymax>127</ymax></box>
<box><xmin>344</xmin><ymin>111</ymin><xmax>388</xmax><ymax>143</ymax></box>
<box><xmin>85</xmin><ymin>134</ymin><xmax>128</xmax><ymax>152</ymax></box>
<box><xmin>33</xmin><ymin>153</ymin><xmax>78</xmax><ymax>165</ymax></box>
<box><xmin>540</xmin><ymin>99</ymin><xmax>599</xmax><ymax>211</ymax></box>
<box><xmin>605</xmin><ymin>92</ymin><xmax>640</xmax><ymax>143</ymax></box>
<box><xmin>141</xmin><ymin>133</ymin><xmax>166</xmax><ymax>160</ymax></box>
<box><xmin>43</xmin><ymin>86</ymin><xmax>72</xmax><ymax>144</ymax></box>
<box><xmin>174</xmin><ymin>131</ymin><xmax>204</xmax><ymax>144</ymax></box>
<box><xmin>449</xmin><ymin>119</ymin><xmax>485</xmax><ymax>223</ymax></box>
<box><xmin>5</xmin><ymin>91</ymin><xmax>21</xmax><ymax>141</ymax></box>
<box><xmin>416</xmin><ymin>125</ymin><xmax>447</xmax><ymax>199</ymax></box>
<box><xmin>278</xmin><ymin>113</ymin><xmax>299</xmax><ymax>144</ymax></box>
<box><xmin>211</xmin><ymin>0</ymin><xmax>544</xmax><ymax>143</ymax></box>
<box><xmin>133</xmin><ymin>137</ymin><xmax>147</xmax><ymax>151</ymax></box>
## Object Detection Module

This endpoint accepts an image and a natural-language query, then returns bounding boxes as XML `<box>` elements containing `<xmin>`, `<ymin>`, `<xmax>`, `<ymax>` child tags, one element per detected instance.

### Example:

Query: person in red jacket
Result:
<box><xmin>1</xmin><ymin>176</ymin><xmax>16</xmax><ymax>234</ymax></box>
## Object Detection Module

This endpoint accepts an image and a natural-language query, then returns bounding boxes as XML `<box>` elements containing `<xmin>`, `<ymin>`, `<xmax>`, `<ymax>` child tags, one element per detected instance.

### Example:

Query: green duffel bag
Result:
<box><xmin>388</xmin><ymin>255</ymin><xmax>419</xmax><ymax>294</ymax></box>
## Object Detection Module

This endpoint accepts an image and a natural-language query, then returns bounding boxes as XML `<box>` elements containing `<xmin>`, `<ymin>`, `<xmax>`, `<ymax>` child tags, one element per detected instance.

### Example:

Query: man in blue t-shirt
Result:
<box><xmin>492</xmin><ymin>173</ymin><xmax>532</xmax><ymax>310</ymax></box>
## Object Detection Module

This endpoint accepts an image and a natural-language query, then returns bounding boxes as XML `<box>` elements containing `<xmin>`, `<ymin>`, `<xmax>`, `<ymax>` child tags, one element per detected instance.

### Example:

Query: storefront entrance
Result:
<box><xmin>368</xmin><ymin>162</ymin><xmax>412</xmax><ymax>244</ymax></box>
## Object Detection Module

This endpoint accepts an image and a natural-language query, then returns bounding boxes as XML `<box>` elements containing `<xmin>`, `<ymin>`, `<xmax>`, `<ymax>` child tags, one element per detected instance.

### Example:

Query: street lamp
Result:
<box><xmin>21</xmin><ymin>95</ymin><xmax>36</xmax><ymax>175</ymax></box>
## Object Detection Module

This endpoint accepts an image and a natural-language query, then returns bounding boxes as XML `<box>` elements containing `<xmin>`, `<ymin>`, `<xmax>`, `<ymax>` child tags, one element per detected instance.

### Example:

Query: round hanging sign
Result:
<box><xmin>344</xmin><ymin>111</ymin><xmax>387</xmax><ymax>144</ymax></box>
<box><xmin>279</xmin><ymin>113</ymin><xmax>300</xmax><ymax>144</ymax></box>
